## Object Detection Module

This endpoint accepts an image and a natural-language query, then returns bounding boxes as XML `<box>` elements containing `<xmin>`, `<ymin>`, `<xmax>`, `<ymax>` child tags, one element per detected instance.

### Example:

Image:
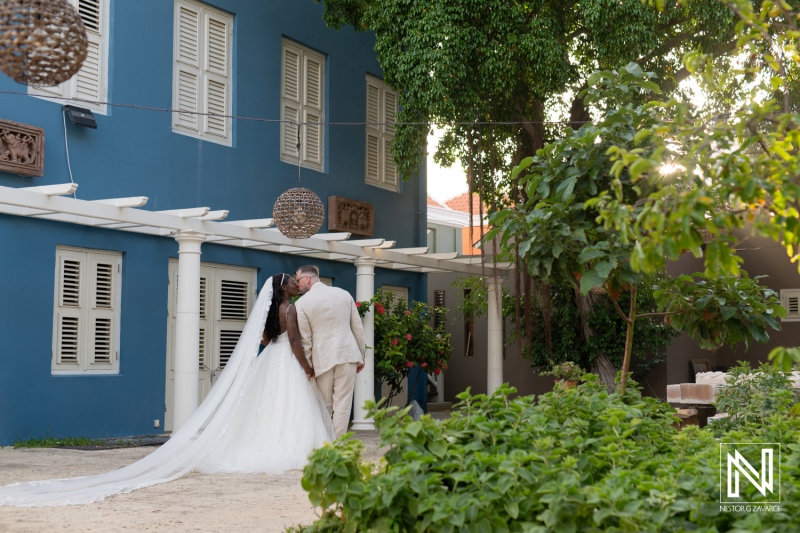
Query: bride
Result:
<box><xmin>0</xmin><ymin>273</ymin><xmax>334</xmax><ymax>506</ymax></box>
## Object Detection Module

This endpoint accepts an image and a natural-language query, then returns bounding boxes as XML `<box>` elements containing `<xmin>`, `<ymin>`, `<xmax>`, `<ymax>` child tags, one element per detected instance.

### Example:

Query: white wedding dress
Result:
<box><xmin>0</xmin><ymin>282</ymin><xmax>334</xmax><ymax>506</ymax></box>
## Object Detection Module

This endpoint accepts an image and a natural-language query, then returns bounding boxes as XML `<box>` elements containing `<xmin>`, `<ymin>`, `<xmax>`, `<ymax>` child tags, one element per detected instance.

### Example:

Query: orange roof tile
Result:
<box><xmin>445</xmin><ymin>192</ymin><xmax>485</xmax><ymax>214</ymax></box>
<box><xmin>427</xmin><ymin>195</ymin><xmax>448</xmax><ymax>208</ymax></box>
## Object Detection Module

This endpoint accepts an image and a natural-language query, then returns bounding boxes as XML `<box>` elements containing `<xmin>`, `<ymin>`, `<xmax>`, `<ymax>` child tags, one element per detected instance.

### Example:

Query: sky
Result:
<box><xmin>426</xmin><ymin>128</ymin><xmax>468</xmax><ymax>203</ymax></box>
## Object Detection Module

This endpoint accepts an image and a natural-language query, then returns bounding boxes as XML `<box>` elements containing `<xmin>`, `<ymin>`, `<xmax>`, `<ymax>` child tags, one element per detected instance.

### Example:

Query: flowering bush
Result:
<box><xmin>540</xmin><ymin>361</ymin><xmax>584</xmax><ymax>381</ymax></box>
<box><xmin>356</xmin><ymin>289</ymin><xmax>452</xmax><ymax>405</ymax></box>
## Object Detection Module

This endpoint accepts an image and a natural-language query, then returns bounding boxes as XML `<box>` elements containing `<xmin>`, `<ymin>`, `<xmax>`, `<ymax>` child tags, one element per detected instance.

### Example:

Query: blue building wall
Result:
<box><xmin>0</xmin><ymin>0</ymin><xmax>426</xmax><ymax>444</ymax></box>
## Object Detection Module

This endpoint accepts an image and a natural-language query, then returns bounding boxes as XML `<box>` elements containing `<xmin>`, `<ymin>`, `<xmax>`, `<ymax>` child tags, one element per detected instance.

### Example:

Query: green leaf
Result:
<box><xmin>580</xmin><ymin>269</ymin><xmax>604</xmax><ymax>294</ymax></box>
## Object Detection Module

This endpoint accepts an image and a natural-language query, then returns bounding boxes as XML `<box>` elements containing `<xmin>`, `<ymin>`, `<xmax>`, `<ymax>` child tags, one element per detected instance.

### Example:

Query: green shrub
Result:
<box><xmin>709</xmin><ymin>361</ymin><xmax>800</xmax><ymax>436</ymax></box>
<box><xmin>291</xmin><ymin>376</ymin><xmax>800</xmax><ymax>532</ymax></box>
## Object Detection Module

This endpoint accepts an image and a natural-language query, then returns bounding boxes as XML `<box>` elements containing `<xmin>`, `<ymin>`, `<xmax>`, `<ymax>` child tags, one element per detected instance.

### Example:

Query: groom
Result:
<box><xmin>294</xmin><ymin>265</ymin><xmax>365</xmax><ymax>438</ymax></box>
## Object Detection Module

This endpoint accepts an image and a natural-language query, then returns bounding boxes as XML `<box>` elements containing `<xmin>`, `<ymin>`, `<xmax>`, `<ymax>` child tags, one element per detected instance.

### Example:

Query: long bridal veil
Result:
<box><xmin>0</xmin><ymin>280</ymin><xmax>275</xmax><ymax>507</ymax></box>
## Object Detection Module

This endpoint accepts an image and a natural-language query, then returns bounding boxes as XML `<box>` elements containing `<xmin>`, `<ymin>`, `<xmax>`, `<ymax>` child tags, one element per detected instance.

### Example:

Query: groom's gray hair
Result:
<box><xmin>297</xmin><ymin>265</ymin><xmax>320</xmax><ymax>278</ymax></box>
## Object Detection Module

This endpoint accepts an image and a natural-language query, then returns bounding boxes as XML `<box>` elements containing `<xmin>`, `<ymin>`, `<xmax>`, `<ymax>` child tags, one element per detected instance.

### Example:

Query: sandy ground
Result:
<box><xmin>0</xmin><ymin>430</ymin><xmax>386</xmax><ymax>533</ymax></box>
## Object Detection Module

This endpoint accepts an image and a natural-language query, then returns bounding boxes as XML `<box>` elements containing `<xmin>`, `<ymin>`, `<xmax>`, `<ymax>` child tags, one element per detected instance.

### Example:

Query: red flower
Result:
<box><xmin>434</xmin><ymin>368</ymin><xmax>441</xmax><ymax>375</ymax></box>
<box><xmin>355</xmin><ymin>301</ymin><xmax>362</xmax><ymax>307</ymax></box>
<box><xmin>406</xmin><ymin>333</ymin><xmax>412</xmax><ymax>341</ymax></box>
<box><xmin>440</xmin><ymin>350</ymin><xmax>444</xmax><ymax>355</ymax></box>
<box><xmin>405</xmin><ymin>310</ymin><xmax>412</xmax><ymax>315</ymax></box>
<box><xmin>391</xmin><ymin>338</ymin><xmax>399</xmax><ymax>346</ymax></box>
<box><xmin>421</xmin><ymin>362</ymin><xmax>428</xmax><ymax>368</ymax></box>
<box><xmin>376</xmin><ymin>304</ymin><xmax>386</xmax><ymax>315</ymax></box>
<box><xmin>437</xmin><ymin>360</ymin><xmax>442</xmax><ymax>366</ymax></box>
<box><xmin>406</xmin><ymin>361</ymin><xmax>415</xmax><ymax>368</ymax></box>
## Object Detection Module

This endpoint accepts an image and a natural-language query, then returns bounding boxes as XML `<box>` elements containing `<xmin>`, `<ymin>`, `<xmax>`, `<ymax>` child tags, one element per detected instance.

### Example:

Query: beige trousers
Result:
<box><xmin>315</xmin><ymin>362</ymin><xmax>358</xmax><ymax>438</ymax></box>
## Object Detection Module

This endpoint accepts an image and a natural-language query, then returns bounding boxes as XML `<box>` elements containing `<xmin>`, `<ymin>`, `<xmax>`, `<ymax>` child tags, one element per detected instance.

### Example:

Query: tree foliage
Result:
<box><xmin>317</xmin><ymin>0</ymin><xmax>736</xmax><ymax>197</ymax></box>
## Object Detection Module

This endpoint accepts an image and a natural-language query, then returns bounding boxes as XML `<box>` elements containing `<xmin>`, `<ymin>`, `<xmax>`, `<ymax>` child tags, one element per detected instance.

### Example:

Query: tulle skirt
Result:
<box><xmin>197</xmin><ymin>333</ymin><xmax>334</xmax><ymax>474</ymax></box>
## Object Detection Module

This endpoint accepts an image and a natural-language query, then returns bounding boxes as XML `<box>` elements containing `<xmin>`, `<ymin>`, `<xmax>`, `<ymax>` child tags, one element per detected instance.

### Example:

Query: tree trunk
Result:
<box><xmin>575</xmin><ymin>290</ymin><xmax>617</xmax><ymax>392</ymax></box>
<box><xmin>593</xmin><ymin>353</ymin><xmax>618</xmax><ymax>393</ymax></box>
<box><xmin>618</xmin><ymin>284</ymin><xmax>637</xmax><ymax>396</ymax></box>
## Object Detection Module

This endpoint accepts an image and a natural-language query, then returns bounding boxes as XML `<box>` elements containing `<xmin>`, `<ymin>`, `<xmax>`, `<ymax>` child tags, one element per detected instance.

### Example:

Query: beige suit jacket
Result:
<box><xmin>294</xmin><ymin>282</ymin><xmax>366</xmax><ymax>376</ymax></box>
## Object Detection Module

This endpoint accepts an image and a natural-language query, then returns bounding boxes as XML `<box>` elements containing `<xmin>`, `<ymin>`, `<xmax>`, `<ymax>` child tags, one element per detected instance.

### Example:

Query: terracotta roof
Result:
<box><xmin>445</xmin><ymin>192</ymin><xmax>485</xmax><ymax>214</ymax></box>
<box><xmin>427</xmin><ymin>195</ymin><xmax>449</xmax><ymax>208</ymax></box>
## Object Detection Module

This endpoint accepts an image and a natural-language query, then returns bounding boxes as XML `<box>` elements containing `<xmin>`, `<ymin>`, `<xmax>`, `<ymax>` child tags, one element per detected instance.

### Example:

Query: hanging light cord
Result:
<box><xmin>296</xmin><ymin>123</ymin><xmax>302</xmax><ymax>186</ymax></box>
<box><xmin>62</xmin><ymin>109</ymin><xmax>77</xmax><ymax>199</ymax></box>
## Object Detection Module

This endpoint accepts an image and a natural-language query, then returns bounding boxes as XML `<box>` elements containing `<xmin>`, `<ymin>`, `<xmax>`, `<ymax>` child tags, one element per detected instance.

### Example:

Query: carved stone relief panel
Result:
<box><xmin>0</xmin><ymin>119</ymin><xmax>44</xmax><ymax>177</ymax></box>
<box><xmin>328</xmin><ymin>196</ymin><xmax>374</xmax><ymax>237</ymax></box>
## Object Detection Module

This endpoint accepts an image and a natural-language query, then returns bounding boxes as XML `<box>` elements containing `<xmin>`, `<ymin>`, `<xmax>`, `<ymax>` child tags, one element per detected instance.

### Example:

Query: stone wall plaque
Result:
<box><xmin>328</xmin><ymin>196</ymin><xmax>374</xmax><ymax>237</ymax></box>
<box><xmin>0</xmin><ymin>119</ymin><xmax>44</xmax><ymax>177</ymax></box>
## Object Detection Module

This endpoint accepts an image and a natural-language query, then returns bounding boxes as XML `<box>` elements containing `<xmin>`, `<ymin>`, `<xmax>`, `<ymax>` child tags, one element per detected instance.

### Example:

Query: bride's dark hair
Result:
<box><xmin>264</xmin><ymin>273</ymin><xmax>290</xmax><ymax>342</ymax></box>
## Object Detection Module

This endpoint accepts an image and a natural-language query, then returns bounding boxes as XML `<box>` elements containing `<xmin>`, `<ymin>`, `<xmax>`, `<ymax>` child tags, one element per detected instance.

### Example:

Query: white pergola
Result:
<box><xmin>0</xmin><ymin>183</ymin><xmax>512</xmax><ymax>430</ymax></box>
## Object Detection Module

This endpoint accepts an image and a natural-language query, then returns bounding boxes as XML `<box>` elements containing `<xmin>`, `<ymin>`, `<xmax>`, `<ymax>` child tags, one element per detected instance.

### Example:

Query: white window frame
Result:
<box><xmin>52</xmin><ymin>246</ymin><xmax>122</xmax><ymax>375</ymax></box>
<box><xmin>365</xmin><ymin>75</ymin><xmax>398</xmax><ymax>191</ymax></box>
<box><xmin>781</xmin><ymin>289</ymin><xmax>800</xmax><ymax>322</ymax></box>
<box><xmin>29</xmin><ymin>0</ymin><xmax>110</xmax><ymax>114</ymax></box>
<box><xmin>280</xmin><ymin>38</ymin><xmax>326</xmax><ymax>172</ymax></box>
<box><xmin>171</xmin><ymin>0</ymin><xmax>233</xmax><ymax>145</ymax></box>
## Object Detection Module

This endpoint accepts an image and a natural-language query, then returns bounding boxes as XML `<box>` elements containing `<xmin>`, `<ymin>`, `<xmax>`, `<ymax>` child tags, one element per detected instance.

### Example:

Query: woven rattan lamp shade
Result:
<box><xmin>0</xmin><ymin>0</ymin><xmax>88</xmax><ymax>86</ymax></box>
<box><xmin>273</xmin><ymin>187</ymin><xmax>325</xmax><ymax>239</ymax></box>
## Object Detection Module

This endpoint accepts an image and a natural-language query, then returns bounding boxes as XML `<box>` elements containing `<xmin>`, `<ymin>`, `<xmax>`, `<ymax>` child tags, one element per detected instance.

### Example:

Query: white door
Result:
<box><xmin>164</xmin><ymin>261</ymin><xmax>256</xmax><ymax>431</ymax></box>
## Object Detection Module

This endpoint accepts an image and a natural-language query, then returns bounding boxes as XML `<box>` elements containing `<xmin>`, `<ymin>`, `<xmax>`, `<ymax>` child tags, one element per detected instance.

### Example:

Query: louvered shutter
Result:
<box><xmin>365</xmin><ymin>76</ymin><xmax>399</xmax><ymax>190</ymax></box>
<box><xmin>73</xmin><ymin>0</ymin><xmax>104</xmax><ymax>105</ymax></box>
<box><xmin>54</xmin><ymin>251</ymin><xmax>84</xmax><ymax>367</ymax></box>
<box><xmin>281</xmin><ymin>39</ymin><xmax>325</xmax><ymax>170</ymax></box>
<box><xmin>303</xmin><ymin>55</ymin><xmax>323</xmax><ymax>166</ymax></box>
<box><xmin>174</xmin><ymin>2</ymin><xmax>202</xmax><ymax>132</ymax></box>
<box><xmin>365</xmin><ymin>79</ymin><xmax>381</xmax><ymax>185</ymax></box>
<box><xmin>213</xmin><ymin>269</ymin><xmax>252</xmax><ymax>371</ymax></box>
<box><xmin>87</xmin><ymin>254</ymin><xmax>119</xmax><ymax>368</ymax></box>
<box><xmin>203</xmin><ymin>13</ymin><xmax>230</xmax><ymax>138</ymax></box>
<box><xmin>53</xmin><ymin>248</ymin><xmax>121</xmax><ymax>373</ymax></box>
<box><xmin>281</xmin><ymin>43</ymin><xmax>302</xmax><ymax>159</ymax></box>
<box><xmin>382</xmin><ymin>89</ymin><xmax>398</xmax><ymax>188</ymax></box>
<box><xmin>781</xmin><ymin>289</ymin><xmax>800</xmax><ymax>321</ymax></box>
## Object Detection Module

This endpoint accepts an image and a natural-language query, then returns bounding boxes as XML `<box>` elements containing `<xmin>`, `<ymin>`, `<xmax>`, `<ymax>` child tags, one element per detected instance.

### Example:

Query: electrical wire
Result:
<box><xmin>0</xmin><ymin>90</ymin><xmax>592</xmax><ymax>127</ymax></box>
<box><xmin>62</xmin><ymin>109</ymin><xmax>77</xmax><ymax>199</ymax></box>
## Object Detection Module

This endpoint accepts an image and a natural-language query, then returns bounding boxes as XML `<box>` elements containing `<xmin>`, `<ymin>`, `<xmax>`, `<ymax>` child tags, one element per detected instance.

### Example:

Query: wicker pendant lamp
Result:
<box><xmin>273</xmin><ymin>124</ymin><xmax>324</xmax><ymax>239</ymax></box>
<box><xmin>0</xmin><ymin>0</ymin><xmax>88</xmax><ymax>86</ymax></box>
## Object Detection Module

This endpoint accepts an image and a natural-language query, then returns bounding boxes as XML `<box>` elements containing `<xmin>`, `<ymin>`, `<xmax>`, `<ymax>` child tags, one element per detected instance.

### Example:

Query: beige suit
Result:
<box><xmin>295</xmin><ymin>282</ymin><xmax>365</xmax><ymax>437</ymax></box>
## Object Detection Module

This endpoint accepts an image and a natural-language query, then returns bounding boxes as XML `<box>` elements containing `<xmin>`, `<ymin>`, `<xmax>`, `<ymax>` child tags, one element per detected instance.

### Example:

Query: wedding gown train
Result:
<box><xmin>0</xmin><ymin>282</ymin><xmax>334</xmax><ymax>507</ymax></box>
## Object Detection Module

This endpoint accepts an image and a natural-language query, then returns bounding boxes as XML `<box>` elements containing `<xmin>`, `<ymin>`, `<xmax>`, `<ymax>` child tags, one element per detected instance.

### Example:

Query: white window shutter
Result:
<box><xmin>383</xmin><ymin>90</ymin><xmax>396</xmax><ymax>134</ymax></box>
<box><xmin>73</xmin><ymin>0</ymin><xmax>104</xmax><ymax>104</ymax></box>
<box><xmin>365</xmin><ymin>133</ymin><xmax>380</xmax><ymax>185</ymax></box>
<box><xmin>304</xmin><ymin>111</ymin><xmax>322</xmax><ymax>166</ymax></box>
<box><xmin>54</xmin><ymin>251</ymin><xmax>84</xmax><ymax>368</ymax></box>
<box><xmin>781</xmin><ymin>289</ymin><xmax>800</xmax><ymax>322</ymax></box>
<box><xmin>174</xmin><ymin>2</ymin><xmax>202</xmax><ymax>132</ymax></box>
<box><xmin>303</xmin><ymin>56</ymin><xmax>322</xmax><ymax>109</ymax></box>
<box><xmin>203</xmin><ymin>13</ymin><xmax>230</xmax><ymax>138</ymax></box>
<box><xmin>281</xmin><ymin>43</ymin><xmax>302</xmax><ymax>160</ymax></box>
<box><xmin>281</xmin><ymin>39</ymin><xmax>325</xmax><ymax>170</ymax></box>
<box><xmin>53</xmin><ymin>248</ymin><xmax>120</xmax><ymax>373</ymax></box>
<box><xmin>383</xmin><ymin>137</ymin><xmax>398</xmax><ymax>188</ymax></box>
<box><xmin>87</xmin><ymin>254</ymin><xmax>119</xmax><ymax>368</ymax></box>
<box><xmin>365</xmin><ymin>76</ymin><xmax>399</xmax><ymax>191</ymax></box>
<box><xmin>56</xmin><ymin>313</ymin><xmax>82</xmax><ymax>365</ymax></box>
<box><xmin>213</xmin><ymin>269</ymin><xmax>252</xmax><ymax>371</ymax></box>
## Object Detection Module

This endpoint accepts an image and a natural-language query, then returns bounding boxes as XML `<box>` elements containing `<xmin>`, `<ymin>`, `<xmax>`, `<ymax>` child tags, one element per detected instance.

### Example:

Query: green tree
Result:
<box><xmin>316</xmin><ymin>0</ymin><xmax>742</xmax><ymax>389</ymax></box>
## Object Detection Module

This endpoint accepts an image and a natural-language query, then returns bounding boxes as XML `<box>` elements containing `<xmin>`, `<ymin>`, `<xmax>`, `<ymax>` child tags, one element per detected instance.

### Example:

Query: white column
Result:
<box><xmin>172</xmin><ymin>230</ymin><xmax>206</xmax><ymax>431</ymax></box>
<box><xmin>352</xmin><ymin>257</ymin><xmax>378</xmax><ymax>430</ymax></box>
<box><xmin>487</xmin><ymin>275</ymin><xmax>504</xmax><ymax>394</ymax></box>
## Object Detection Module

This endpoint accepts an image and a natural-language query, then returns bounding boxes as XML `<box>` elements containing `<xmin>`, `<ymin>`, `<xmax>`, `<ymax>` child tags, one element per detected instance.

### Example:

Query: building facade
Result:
<box><xmin>0</xmin><ymin>0</ymin><xmax>427</xmax><ymax>445</ymax></box>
